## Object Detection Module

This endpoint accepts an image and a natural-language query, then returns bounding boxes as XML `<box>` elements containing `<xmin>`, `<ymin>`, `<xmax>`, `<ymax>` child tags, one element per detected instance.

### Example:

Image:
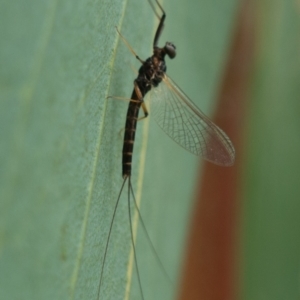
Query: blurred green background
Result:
<box><xmin>0</xmin><ymin>0</ymin><xmax>300</xmax><ymax>299</ymax></box>
<box><xmin>243</xmin><ymin>1</ymin><xmax>300</xmax><ymax>299</ymax></box>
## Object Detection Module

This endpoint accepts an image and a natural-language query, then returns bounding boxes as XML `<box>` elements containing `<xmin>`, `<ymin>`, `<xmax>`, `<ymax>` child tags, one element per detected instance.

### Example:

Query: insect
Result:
<box><xmin>98</xmin><ymin>0</ymin><xmax>235</xmax><ymax>299</ymax></box>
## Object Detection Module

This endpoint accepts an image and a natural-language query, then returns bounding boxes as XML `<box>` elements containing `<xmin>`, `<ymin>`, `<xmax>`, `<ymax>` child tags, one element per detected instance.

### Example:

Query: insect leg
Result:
<box><xmin>147</xmin><ymin>0</ymin><xmax>166</xmax><ymax>47</ymax></box>
<box><xmin>107</xmin><ymin>95</ymin><xmax>140</xmax><ymax>103</ymax></box>
<box><xmin>115</xmin><ymin>27</ymin><xmax>144</xmax><ymax>64</ymax></box>
<box><xmin>133</xmin><ymin>81</ymin><xmax>149</xmax><ymax>121</ymax></box>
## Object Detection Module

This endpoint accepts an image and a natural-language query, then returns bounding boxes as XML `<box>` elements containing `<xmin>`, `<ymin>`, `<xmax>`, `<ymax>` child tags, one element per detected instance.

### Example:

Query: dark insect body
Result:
<box><xmin>97</xmin><ymin>0</ymin><xmax>235</xmax><ymax>299</ymax></box>
<box><xmin>122</xmin><ymin>37</ymin><xmax>175</xmax><ymax>177</ymax></box>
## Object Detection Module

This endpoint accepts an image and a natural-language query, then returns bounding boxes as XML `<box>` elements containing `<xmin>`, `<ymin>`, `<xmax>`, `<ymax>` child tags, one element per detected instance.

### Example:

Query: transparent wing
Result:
<box><xmin>147</xmin><ymin>74</ymin><xmax>235</xmax><ymax>166</ymax></box>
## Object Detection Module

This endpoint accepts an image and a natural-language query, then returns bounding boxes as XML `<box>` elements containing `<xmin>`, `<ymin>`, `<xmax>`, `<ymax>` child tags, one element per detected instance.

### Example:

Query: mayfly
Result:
<box><xmin>98</xmin><ymin>0</ymin><xmax>235</xmax><ymax>299</ymax></box>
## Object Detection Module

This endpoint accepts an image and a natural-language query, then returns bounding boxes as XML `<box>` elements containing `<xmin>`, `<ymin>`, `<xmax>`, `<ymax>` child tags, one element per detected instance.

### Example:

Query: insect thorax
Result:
<box><xmin>137</xmin><ymin>56</ymin><xmax>166</xmax><ymax>95</ymax></box>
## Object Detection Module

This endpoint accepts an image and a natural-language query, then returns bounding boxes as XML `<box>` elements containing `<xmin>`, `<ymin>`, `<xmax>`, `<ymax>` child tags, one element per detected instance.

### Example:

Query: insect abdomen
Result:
<box><xmin>122</xmin><ymin>91</ymin><xmax>142</xmax><ymax>177</ymax></box>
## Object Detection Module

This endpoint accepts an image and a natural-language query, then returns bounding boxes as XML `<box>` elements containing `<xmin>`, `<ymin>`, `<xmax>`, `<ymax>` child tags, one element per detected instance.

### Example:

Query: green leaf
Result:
<box><xmin>0</xmin><ymin>0</ymin><xmax>239</xmax><ymax>299</ymax></box>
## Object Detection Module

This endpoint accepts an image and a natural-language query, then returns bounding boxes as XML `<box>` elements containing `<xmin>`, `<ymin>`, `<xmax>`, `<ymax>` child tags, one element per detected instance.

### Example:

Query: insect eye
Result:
<box><xmin>165</xmin><ymin>42</ymin><xmax>176</xmax><ymax>59</ymax></box>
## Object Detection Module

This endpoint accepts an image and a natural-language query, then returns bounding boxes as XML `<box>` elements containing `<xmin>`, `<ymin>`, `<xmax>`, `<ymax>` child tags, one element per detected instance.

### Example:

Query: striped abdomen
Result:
<box><xmin>122</xmin><ymin>89</ymin><xmax>142</xmax><ymax>177</ymax></box>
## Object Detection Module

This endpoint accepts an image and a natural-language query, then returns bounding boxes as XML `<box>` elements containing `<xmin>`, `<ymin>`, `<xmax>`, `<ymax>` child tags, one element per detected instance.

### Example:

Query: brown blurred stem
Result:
<box><xmin>177</xmin><ymin>0</ymin><xmax>254</xmax><ymax>299</ymax></box>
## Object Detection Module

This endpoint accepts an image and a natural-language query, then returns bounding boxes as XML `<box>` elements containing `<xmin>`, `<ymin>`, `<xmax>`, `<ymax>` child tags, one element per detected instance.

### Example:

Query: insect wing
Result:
<box><xmin>148</xmin><ymin>74</ymin><xmax>235</xmax><ymax>166</ymax></box>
